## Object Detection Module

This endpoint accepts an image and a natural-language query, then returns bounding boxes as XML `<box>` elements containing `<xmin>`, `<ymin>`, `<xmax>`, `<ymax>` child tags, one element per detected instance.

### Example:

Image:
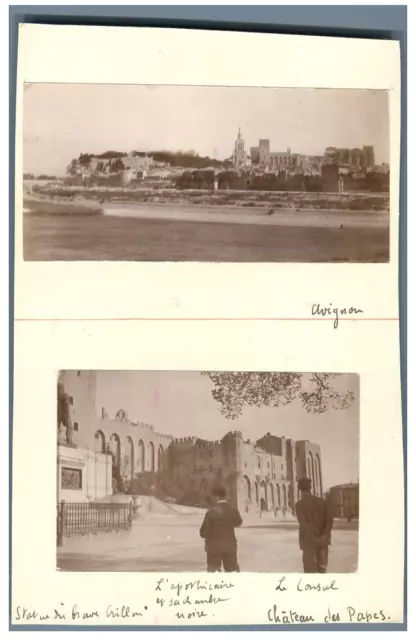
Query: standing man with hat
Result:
<box><xmin>199</xmin><ymin>485</ymin><xmax>243</xmax><ymax>572</ymax></box>
<box><xmin>295</xmin><ymin>477</ymin><xmax>333</xmax><ymax>573</ymax></box>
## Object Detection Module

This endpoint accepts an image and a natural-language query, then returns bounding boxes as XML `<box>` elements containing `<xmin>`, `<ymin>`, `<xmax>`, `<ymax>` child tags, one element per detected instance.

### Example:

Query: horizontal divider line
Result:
<box><xmin>14</xmin><ymin>317</ymin><xmax>399</xmax><ymax>322</ymax></box>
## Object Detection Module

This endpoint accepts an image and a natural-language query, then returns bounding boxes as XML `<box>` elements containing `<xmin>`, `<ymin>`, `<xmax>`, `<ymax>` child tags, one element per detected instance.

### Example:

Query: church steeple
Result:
<box><xmin>233</xmin><ymin>127</ymin><xmax>245</xmax><ymax>169</ymax></box>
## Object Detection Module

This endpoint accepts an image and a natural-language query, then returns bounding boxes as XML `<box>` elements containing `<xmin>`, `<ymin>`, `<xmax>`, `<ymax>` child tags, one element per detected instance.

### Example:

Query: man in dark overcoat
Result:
<box><xmin>295</xmin><ymin>477</ymin><xmax>333</xmax><ymax>573</ymax></box>
<box><xmin>199</xmin><ymin>485</ymin><xmax>243</xmax><ymax>572</ymax></box>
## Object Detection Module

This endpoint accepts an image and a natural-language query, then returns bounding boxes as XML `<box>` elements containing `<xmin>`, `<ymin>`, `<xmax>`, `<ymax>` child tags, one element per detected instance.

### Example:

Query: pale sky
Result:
<box><xmin>23</xmin><ymin>84</ymin><xmax>389</xmax><ymax>176</ymax></box>
<box><xmin>95</xmin><ymin>371</ymin><xmax>359</xmax><ymax>491</ymax></box>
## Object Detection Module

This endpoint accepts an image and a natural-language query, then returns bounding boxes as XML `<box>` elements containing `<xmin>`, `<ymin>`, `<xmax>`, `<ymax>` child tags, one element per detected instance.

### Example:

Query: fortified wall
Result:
<box><xmin>175</xmin><ymin>167</ymin><xmax>389</xmax><ymax>194</ymax></box>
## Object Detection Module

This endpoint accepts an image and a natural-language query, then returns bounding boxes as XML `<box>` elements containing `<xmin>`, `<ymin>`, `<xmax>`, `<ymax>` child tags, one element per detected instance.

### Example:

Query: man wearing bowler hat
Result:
<box><xmin>295</xmin><ymin>477</ymin><xmax>333</xmax><ymax>573</ymax></box>
<box><xmin>199</xmin><ymin>485</ymin><xmax>242</xmax><ymax>572</ymax></box>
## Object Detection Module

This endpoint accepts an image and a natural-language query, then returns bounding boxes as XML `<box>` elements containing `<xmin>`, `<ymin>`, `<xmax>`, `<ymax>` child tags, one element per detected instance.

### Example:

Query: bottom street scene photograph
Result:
<box><xmin>56</xmin><ymin>370</ymin><xmax>359</xmax><ymax>573</ymax></box>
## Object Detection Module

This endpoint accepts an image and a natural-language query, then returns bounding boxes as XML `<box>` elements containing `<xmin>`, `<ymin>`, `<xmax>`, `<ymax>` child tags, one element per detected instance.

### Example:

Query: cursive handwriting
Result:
<box><xmin>15</xmin><ymin>603</ymin><xmax>148</xmax><ymax>624</ymax></box>
<box><xmin>297</xmin><ymin>578</ymin><xmax>338</xmax><ymax>592</ymax></box>
<box><xmin>15</xmin><ymin>607</ymin><xmax>52</xmax><ymax>622</ymax></box>
<box><xmin>155</xmin><ymin>577</ymin><xmax>234</xmax><ymax>598</ymax></box>
<box><xmin>13</xmin><ymin>588</ymin><xmax>393</xmax><ymax>627</ymax></box>
<box><xmin>175</xmin><ymin>609</ymin><xmax>209</xmax><ymax>620</ymax></box>
<box><xmin>311</xmin><ymin>303</ymin><xmax>364</xmax><ymax>329</ymax></box>
<box><xmin>154</xmin><ymin>577</ymin><xmax>234</xmax><ymax>621</ymax></box>
<box><xmin>106</xmin><ymin>605</ymin><xmax>145</xmax><ymax>619</ymax></box>
<box><xmin>323</xmin><ymin>607</ymin><xmax>390</xmax><ymax>624</ymax></box>
<box><xmin>346</xmin><ymin>607</ymin><xmax>389</xmax><ymax>623</ymax></box>
<box><xmin>268</xmin><ymin>606</ymin><xmax>314</xmax><ymax>624</ymax></box>
<box><xmin>268</xmin><ymin>605</ymin><xmax>390</xmax><ymax>625</ymax></box>
<box><xmin>275</xmin><ymin>576</ymin><xmax>338</xmax><ymax>593</ymax></box>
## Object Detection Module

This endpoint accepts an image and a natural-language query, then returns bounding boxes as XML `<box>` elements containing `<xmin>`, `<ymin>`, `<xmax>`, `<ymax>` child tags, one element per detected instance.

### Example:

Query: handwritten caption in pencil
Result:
<box><xmin>14</xmin><ymin>575</ymin><xmax>391</xmax><ymax>625</ymax></box>
<box><xmin>14</xmin><ymin>578</ymin><xmax>234</xmax><ymax>625</ymax></box>
<box><xmin>268</xmin><ymin>576</ymin><xmax>391</xmax><ymax>624</ymax></box>
<box><xmin>154</xmin><ymin>577</ymin><xmax>234</xmax><ymax>620</ymax></box>
<box><xmin>311</xmin><ymin>304</ymin><xmax>364</xmax><ymax>329</ymax></box>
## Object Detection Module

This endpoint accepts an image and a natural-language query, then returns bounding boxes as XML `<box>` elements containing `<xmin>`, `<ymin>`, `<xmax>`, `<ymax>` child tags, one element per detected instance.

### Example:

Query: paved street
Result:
<box><xmin>57</xmin><ymin>514</ymin><xmax>358</xmax><ymax>573</ymax></box>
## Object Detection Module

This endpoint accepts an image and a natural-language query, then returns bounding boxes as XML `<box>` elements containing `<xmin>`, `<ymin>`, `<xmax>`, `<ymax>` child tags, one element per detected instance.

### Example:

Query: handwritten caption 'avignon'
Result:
<box><xmin>311</xmin><ymin>304</ymin><xmax>364</xmax><ymax>329</ymax></box>
<box><xmin>14</xmin><ymin>576</ymin><xmax>391</xmax><ymax>626</ymax></box>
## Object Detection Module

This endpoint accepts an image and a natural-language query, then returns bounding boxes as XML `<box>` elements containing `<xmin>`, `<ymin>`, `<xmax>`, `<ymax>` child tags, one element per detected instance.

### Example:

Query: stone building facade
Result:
<box><xmin>57</xmin><ymin>371</ymin><xmax>173</xmax><ymax>502</ymax></box>
<box><xmin>324</xmin><ymin>146</ymin><xmax>375</xmax><ymax>170</ymax></box>
<box><xmin>327</xmin><ymin>483</ymin><xmax>359</xmax><ymax>519</ymax></box>
<box><xmin>167</xmin><ymin>431</ymin><xmax>323</xmax><ymax>515</ymax></box>
<box><xmin>249</xmin><ymin>139</ymin><xmax>325</xmax><ymax>175</ymax></box>
<box><xmin>57</xmin><ymin>371</ymin><xmax>324</xmax><ymax>512</ymax></box>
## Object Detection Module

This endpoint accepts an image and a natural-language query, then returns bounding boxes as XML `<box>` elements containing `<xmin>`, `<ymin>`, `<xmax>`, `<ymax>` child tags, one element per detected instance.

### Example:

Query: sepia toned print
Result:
<box><xmin>24</xmin><ymin>85</ymin><xmax>389</xmax><ymax>263</ymax></box>
<box><xmin>56</xmin><ymin>371</ymin><xmax>359</xmax><ymax>573</ymax></box>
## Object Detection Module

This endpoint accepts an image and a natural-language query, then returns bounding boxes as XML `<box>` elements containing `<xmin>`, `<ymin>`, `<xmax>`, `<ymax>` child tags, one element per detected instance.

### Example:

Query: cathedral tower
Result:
<box><xmin>233</xmin><ymin>128</ymin><xmax>246</xmax><ymax>169</ymax></box>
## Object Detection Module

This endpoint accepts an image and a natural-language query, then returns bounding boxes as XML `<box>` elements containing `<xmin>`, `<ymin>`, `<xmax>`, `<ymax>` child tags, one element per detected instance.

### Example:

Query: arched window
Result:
<box><xmin>110</xmin><ymin>434</ymin><xmax>121</xmax><ymax>467</ymax></box>
<box><xmin>242</xmin><ymin>475</ymin><xmax>251</xmax><ymax>501</ymax></box>
<box><xmin>158</xmin><ymin>445</ymin><xmax>164</xmax><ymax>471</ymax></box>
<box><xmin>276</xmin><ymin>484</ymin><xmax>281</xmax><ymax>507</ymax></box>
<box><xmin>137</xmin><ymin>440</ymin><xmax>145</xmax><ymax>473</ymax></box>
<box><xmin>255</xmin><ymin>483</ymin><xmax>259</xmax><ymax>506</ymax></box>
<box><xmin>283</xmin><ymin>484</ymin><xmax>287</xmax><ymax>508</ymax></box>
<box><xmin>260</xmin><ymin>481</ymin><xmax>268</xmax><ymax>510</ymax></box>
<box><xmin>125</xmin><ymin>436</ymin><xmax>134</xmax><ymax>480</ymax></box>
<box><xmin>149</xmin><ymin>442</ymin><xmax>155</xmax><ymax>472</ymax></box>
<box><xmin>270</xmin><ymin>484</ymin><xmax>275</xmax><ymax>507</ymax></box>
<box><xmin>94</xmin><ymin>430</ymin><xmax>106</xmax><ymax>454</ymax></box>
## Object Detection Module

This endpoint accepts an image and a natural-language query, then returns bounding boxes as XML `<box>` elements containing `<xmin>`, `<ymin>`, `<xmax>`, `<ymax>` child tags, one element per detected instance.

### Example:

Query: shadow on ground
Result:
<box><xmin>244</xmin><ymin>519</ymin><xmax>359</xmax><ymax>532</ymax></box>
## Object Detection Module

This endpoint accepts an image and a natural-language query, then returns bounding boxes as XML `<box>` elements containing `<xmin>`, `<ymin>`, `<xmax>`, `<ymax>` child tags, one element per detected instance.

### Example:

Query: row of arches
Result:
<box><xmin>242</xmin><ymin>475</ymin><xmax>289</xmax><ymax>511</ymax></box>
<box><xmin>94</xmin><ymin>431</ymin><xmax>165</xmax><ymax>479</ymax></box>
<box><xmin>307</xmin><ymin>452</ymin><xmax>322</xmax><ymax>497</ymax></box>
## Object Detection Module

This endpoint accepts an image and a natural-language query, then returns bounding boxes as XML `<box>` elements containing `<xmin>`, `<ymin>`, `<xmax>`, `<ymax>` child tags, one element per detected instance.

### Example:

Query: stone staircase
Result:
<box><xmin>94</xmin><ymin>493</ymin><xmax>206</xmax><ymax>518</ymax></box>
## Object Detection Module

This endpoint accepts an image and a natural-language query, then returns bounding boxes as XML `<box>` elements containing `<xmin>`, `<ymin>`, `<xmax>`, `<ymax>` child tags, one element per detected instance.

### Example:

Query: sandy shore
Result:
<box><xmin>102</xmin><ymin>201</ymin><xmax>389</xmax><ymax>229</ymax></box>
<box><xmin>23</xmin><ymin>194</ymin><xmax>389</xmax><ymax>229</ymax></box>
<box><xmin>23</xmin><ymin>196</ymin><xmax>103</xmax><ymax>216</ymax></box>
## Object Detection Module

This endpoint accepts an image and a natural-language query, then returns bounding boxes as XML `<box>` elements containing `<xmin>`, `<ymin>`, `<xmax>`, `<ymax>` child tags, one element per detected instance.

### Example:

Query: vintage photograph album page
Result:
<box><xmin>13</xmin><ymin>25</ymin><xmax>403</xmax><ymax>627</ymax></box>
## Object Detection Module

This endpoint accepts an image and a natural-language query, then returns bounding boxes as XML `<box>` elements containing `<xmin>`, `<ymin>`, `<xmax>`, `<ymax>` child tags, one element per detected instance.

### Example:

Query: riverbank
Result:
<box><xmin>26</xmin><ymin>182</ymin><xmax>389</xmax><ymax>213</ymax></box>
<box><xmin>23</xmin><ymin>195</ymin><xmax>103</xmax><ymax>217</ymax></box>
<box><xmin>101</xmin><ymin>201</ymin><xmax>388</xmax><ymax>229</ymax></box>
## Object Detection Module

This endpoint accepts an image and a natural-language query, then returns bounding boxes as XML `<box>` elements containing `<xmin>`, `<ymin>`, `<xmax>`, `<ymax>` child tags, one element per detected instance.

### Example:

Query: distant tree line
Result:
<box><xmin>78</xmin><ymin>151</ymin><xmax>127</xmax><ymax>165</ymax></box>
<box><xmin>23</xmin><ymin>173</ymin><xmax>58</xmax><ymax>180</ymax></box>
<box><xmin>74</xmin><ymin>150</ymin><xmax>225</xmax><ymax>169</ymax></box>
<box><xmin>147</xmin><ymin>150</ymin><xmax>224</xmax><ymax>169</ymax></box>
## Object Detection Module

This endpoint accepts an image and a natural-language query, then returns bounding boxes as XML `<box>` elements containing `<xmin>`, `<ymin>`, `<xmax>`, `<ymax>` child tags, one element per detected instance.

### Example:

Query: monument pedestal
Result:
<box><xmin>57</xmin><ymin>445</ymin><xmax>112</xmax><ymax>503</ymax></box>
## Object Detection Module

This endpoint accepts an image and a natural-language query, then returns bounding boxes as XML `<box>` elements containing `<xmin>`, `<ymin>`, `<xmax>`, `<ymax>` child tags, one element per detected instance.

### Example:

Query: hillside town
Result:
<box><xmin>23</xmin><ymin>122</ymin><xmax>390</xmax><ymax>263</ymax></box>
<box><xmin>48</xmin><ymin>129</ymin><xmax>389</xmax><ymax>194</ymax></box>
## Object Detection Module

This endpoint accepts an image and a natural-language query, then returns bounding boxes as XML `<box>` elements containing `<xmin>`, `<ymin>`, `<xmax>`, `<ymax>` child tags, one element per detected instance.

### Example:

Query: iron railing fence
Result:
<box><xmin>57</xmin><ymin>501</ymin><xmax>132</xmax><ymax>545</ymax></box>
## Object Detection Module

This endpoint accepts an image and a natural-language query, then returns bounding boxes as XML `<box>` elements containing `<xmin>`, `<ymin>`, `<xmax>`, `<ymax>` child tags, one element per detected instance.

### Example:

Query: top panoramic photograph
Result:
<box><xmin>22</xmin><ymin>84</ymin><xmax>390</xmax><ymax>262</ymax></box>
